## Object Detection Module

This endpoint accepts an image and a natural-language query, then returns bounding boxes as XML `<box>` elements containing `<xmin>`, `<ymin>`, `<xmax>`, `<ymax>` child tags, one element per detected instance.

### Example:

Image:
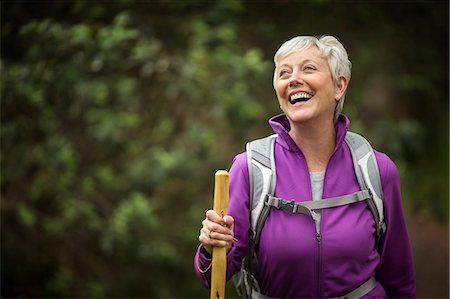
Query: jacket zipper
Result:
<box><xmin>312</xmin><ymin>211</ymin><xmax>322</xmax><ymax>297</ymax></box>
<box><xmin>297</xmin><ymin>148</ymin><xmax>331</xmax><ymax>298</ymax></box>
<box><xmin>307</xmin><ymin>169</ymin><xmax>324</xmax><ymax>298</ymax></box>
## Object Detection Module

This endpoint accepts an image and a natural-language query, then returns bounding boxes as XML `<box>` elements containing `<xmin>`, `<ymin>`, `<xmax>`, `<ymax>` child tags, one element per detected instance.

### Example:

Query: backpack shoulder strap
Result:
<box><xmin>345</xmin><ymin>131</ymin><xmax>386</xmax><ymax>241</ymax></box>
<box><xmin>246</xmin><ymin>134</ymin><xmax>277</xmax><ymax>240</ymax></box>
<box><xmin>233</xmin><ymin>134</ymin><xmax>276</xmax><ymax>297</ymax></box>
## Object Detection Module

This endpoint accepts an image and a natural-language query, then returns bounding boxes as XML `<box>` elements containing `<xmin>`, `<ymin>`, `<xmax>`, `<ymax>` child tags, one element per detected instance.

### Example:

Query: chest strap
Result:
<box><xmin>330</xmin><ymin>276</ymin><xmax>377</xmax><ymax>299</ymax></box>
<box><xmin>253</xmin><ymin>276</ymin><xmax>377</xmax><ymax>299</ymax></box>
<box><xmin>265</xmin><ymin>189</ymin><xmax>372</xmax><ymax>220</ymax></box>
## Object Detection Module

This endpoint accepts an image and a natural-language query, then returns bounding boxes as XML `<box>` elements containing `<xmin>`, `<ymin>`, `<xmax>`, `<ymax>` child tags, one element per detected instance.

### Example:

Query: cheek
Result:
<box><xmin>275</xmin><ymin>82</ymin><xmax>287</xmax><ymax>98</ymax></box>
<box><xmin>275</xmin><ymin>93</ymin><xmax>284</xmax><ymax>107</ymax></box>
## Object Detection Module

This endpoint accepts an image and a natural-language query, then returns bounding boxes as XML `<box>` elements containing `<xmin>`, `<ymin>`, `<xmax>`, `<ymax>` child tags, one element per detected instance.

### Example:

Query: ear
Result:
<box><xmin>334</xmin><ymin>76</ymin><xmax>348</xmax><ymax>101</ymax></box>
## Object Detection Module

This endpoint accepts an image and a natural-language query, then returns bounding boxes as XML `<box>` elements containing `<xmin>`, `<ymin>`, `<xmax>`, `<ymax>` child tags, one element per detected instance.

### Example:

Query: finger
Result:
<box><xmin>198</xmin><ymin>232</ymin><xmax>210</xmax><ymax>245</ymax></box>
<box><xmin>208</xmin><ymin>230</ymin><xmax>235</xmax><ymax>242</ymax></box>
<box><xmin>223</xmin><ymin>215</ymin><xmax>234</xmax><ymax>228</ymax></box>
<box><xmin>199</xmin><ymin>228</ymin><xmax>213</xmax><ymax>246</ymax></box>
<box><xmin>200</xmin><ymin>225</ymin><xmax>233</xmax><ymax>244</ymax></box>
<box><xmin>205</xmin><ymin>222</ymin><xmax>233</xmax><ymax>236</ymax></box>
<box><xmin>206</xmin><ymin>210</ymin><xmax>225</xmax><ymax>225</ymax></box>
<box><xmin>206</xmin><ymin>210</ymin><xmax>223</xmax><ymax>223</ymax></box>
<box><xmin>207</xmin><ymin>238</ymin><xmax>229</xmax><ymax>248</ymax></box>
<box><xmin>203</xmin><ymin>213</ymin><xmax>232</xmax><ymax>235</ymax></box>
<box><xmin>201</xmin><ymin>218</ymin><xmax>230</xmax><ymax>235</ymax></box>
<box><xmin>199</xmin><ymin>230</ymin><xmax>229</xmax><ymax>247</ymax></box>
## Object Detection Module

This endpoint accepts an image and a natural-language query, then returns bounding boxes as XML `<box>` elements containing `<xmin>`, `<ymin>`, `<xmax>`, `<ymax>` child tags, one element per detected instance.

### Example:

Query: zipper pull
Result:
<box><xmin>316</xmin><ymin>231</ymin><xmax>321</xmax><ymax>245</ymax></box>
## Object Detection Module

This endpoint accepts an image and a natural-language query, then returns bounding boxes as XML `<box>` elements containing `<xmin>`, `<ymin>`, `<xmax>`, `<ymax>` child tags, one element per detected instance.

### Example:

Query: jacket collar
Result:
<box><xmin>268</xmin><ymin>113</ymin><xmax>350</xmax><ymax>153</ymax></box>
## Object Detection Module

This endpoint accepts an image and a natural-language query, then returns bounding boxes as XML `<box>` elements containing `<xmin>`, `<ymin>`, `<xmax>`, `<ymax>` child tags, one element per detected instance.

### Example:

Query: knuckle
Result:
<box><xmin>212</xmin><ymin>240</ymin><xmax>223</xmax><ymax>247</ymax></box>
<box><xmin>206</xmin><ymin>209</ymin><xmax>215</xmax><ymax>218</ymax></box>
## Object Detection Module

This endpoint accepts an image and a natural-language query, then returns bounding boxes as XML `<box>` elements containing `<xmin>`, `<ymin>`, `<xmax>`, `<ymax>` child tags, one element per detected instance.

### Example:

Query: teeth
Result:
<box><xmin>290</xmin><ymin>92</ymin><xmax>313</xmax><ymax>100</ymax></box>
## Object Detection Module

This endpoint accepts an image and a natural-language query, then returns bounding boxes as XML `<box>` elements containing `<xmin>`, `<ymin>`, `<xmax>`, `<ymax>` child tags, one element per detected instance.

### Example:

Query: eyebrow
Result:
<box><xmin>278</xmin><ymin>59</ymin><xmax>316</xmax><ymax>69</ymax></box>
<box><xmin>278</xmin><ymin>63</ymin><xmax>290</xmax><ymax>69</ymax></box>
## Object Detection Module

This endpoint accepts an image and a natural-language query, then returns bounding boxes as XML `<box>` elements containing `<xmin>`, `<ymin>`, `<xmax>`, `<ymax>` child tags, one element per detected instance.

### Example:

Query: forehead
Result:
<box><xmin>278</xmin><ymin>46</ymin><xmax>327</xmax><ymax>66</ymax></box>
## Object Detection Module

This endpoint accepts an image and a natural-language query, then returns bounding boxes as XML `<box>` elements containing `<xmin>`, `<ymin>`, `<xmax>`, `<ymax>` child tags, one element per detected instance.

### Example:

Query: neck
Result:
<box><xmin>289</xmin><ymin>118</ymin><xmax>336</xmax><ymax>172</ymax></box>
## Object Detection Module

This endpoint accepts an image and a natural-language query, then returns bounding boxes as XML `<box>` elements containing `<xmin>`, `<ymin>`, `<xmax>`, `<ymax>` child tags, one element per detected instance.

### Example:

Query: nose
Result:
<box><xmin>288</xmin><ymin>71</ymin><xmax>304</xmax><ymax>88</ymax></box>
<box><xmin>289</xmin><ymin>79</ymin><xmax>302</xmax><ymax>88</ymax></box>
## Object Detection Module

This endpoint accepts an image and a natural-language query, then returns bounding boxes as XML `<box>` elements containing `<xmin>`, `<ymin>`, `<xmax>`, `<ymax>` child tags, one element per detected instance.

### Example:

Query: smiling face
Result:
<box><xmin>275</xmin><ymin>46</ymin><xmax>347</xmax><ymax>126</ymax></box>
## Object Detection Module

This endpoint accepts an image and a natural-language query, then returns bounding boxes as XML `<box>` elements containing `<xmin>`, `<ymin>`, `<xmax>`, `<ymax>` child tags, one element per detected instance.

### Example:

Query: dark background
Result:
<box><xmin>1</xmin><ymin>1</ymin><xmax>448</xmax><ymax>298</ymax></box>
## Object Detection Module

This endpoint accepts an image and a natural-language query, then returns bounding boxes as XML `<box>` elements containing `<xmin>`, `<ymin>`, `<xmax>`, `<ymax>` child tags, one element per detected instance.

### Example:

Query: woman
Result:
<box><xmin>194</xmin><ymin>35</ymin><xmax>416</xmax><ymax>298</ymax></box>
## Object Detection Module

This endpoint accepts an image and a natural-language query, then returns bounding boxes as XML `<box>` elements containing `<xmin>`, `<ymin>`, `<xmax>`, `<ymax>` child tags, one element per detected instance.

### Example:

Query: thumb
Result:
<box><xmin>223</xmin><ymin>215</ymin><xmax>234</xmax><ymax>228</ymax></box>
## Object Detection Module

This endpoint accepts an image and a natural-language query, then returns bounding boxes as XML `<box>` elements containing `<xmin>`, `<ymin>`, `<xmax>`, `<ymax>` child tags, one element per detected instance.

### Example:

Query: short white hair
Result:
<box><xmin>273</xmin><ymin>35</ymin><xmax>352</xmax><ymax>121</ymax></box>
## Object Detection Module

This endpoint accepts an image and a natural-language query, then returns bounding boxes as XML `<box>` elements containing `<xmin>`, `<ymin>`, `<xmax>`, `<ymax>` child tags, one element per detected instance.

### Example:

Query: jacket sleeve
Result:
<box><xmin>193</xmin><ymin>153</ymin><xmax>251</xmax><ymax>288</ymax></box>
<box><xmin>375</xmin><ymin>152</ymin><xmax>416</xmax><ymax>298</ymax></box>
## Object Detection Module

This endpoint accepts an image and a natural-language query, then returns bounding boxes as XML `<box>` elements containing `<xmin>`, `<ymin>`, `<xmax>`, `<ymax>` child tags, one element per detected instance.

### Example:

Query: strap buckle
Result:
<box><xmin>264</xmin><ymin>194</ymin><xmax>279</xmax><ymax>208</ymax></box>
<box><xmin>279</xmin><ymin>200</ymin><xmax>298</xmax><ymax>213</ymax></box>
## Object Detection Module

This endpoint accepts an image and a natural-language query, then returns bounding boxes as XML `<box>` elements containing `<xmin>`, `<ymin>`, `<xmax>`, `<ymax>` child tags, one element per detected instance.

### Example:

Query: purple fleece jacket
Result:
<box><xmin>194</xmin><ymin>114</ymin><xmax>416</xmax><ymax>298</ymax></box>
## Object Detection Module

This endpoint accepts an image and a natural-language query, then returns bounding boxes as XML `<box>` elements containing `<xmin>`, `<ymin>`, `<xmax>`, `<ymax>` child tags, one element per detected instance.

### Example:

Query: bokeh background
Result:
<box><xmin>1</xmin><ymin>1</ymin><xmax>448</xmax><ymax>298</ymax></box>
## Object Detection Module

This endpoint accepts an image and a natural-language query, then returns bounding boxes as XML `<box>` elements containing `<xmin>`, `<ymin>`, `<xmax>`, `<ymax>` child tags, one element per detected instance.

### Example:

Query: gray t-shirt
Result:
<box><xmin>310</xmin><ymin>171</ymin><xmax>325</xmax><ymax>229</ymax></box>
<box><xmin>310</xmin><ymin>171</ymin><xmax>325</xmax><ymax>201</ymax></box>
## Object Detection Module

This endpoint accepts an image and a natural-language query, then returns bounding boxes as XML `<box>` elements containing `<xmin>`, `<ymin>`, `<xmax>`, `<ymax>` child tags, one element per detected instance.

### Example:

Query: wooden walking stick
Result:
<box><xmin>210</xmin><ymin>170</ymin><xmax>229</xmax><ymax>299</ymax></box>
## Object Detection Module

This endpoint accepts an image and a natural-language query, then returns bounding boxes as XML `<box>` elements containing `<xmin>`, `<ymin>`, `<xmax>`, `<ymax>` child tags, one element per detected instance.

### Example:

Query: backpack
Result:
<box><xmin>232</xmin><ymin>131</ymin><xmax>386</xmax><ymax>298</ymax></box>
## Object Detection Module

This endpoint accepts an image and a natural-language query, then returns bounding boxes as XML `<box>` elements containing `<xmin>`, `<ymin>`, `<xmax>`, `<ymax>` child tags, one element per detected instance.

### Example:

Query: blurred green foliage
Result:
<box><xmin>1</xmin><ymin>1</ymin><xmax>448</xmax><ymax>298</ymax></box>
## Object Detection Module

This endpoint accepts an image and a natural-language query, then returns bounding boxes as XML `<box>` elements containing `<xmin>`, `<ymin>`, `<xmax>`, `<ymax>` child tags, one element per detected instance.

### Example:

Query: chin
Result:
<box><xmin>285</xmin><ymin>110</ymin><xmax>314</xmax><ymax>124</ymax></box>
<box><xmin>285</xmin><ymin>109</ymin><xmax>333</xmax><ymax>126</ymax></box>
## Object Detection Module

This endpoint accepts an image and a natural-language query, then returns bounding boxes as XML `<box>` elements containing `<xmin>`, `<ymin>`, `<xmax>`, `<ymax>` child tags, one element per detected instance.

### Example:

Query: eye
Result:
<box><xmin>304</xmin><ymin>65</ymin><xmax>317</xmax><ymax>71</ymax></box>
<box><xmin>279</xmin><ymin>69</ymin><xmax>290</xmax><ymax>77</ymax></box>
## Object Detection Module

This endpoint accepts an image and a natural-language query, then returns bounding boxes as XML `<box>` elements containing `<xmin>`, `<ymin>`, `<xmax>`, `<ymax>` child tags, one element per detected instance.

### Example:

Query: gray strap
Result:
<box><xmin>331</xmin><ymin>276</ymin><xmax>377</xmax><ymax>299</ymax></box>
<box><xmin>266</xmin><ymin>190</ymin><xmax>371</xmax><ymax>219</ymax></box>
<box><xmin>300</xmin><ymin>190</ymin><xmax>371</xmax><ymax>210</ymax></box>
<box><xmin>345</xmin><ymin>132</ymin><xmax>383</xmax><ymax>202</ymax></box>
<box><xmin>246</xmin><ymin>134</ymin><xmax>277</xmax><ymax>235</ymax></box>
<box><xmin>254</xmin><ymin>204</ymin><xmax>271</xmax><ymax>247</ymax></box>
<box><xmin>244</xmin><ymin>134</ymin><xmax>278</xmax><ymax>289</ymax></box>
<box><xmin>253</xmin><ymin>277</ymin><xmax>377</xmax><ymax>299</ymax></box>
<box><xmin>345</xmin><ymin>132</ymin><xmax>385</xmax><ymax>238</ymax></box>
<box><xmin>252</xmin><ymin>290</ymin><xmax>274</xmax><ymax>299</ymax></box>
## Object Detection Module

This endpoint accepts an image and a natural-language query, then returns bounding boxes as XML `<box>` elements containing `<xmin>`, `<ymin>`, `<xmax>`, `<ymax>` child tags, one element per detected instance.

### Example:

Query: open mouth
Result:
<box><xmin>289</xmin><ymin>92</ymin><xmax>313</xmax><ymax>104</ymax></box>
